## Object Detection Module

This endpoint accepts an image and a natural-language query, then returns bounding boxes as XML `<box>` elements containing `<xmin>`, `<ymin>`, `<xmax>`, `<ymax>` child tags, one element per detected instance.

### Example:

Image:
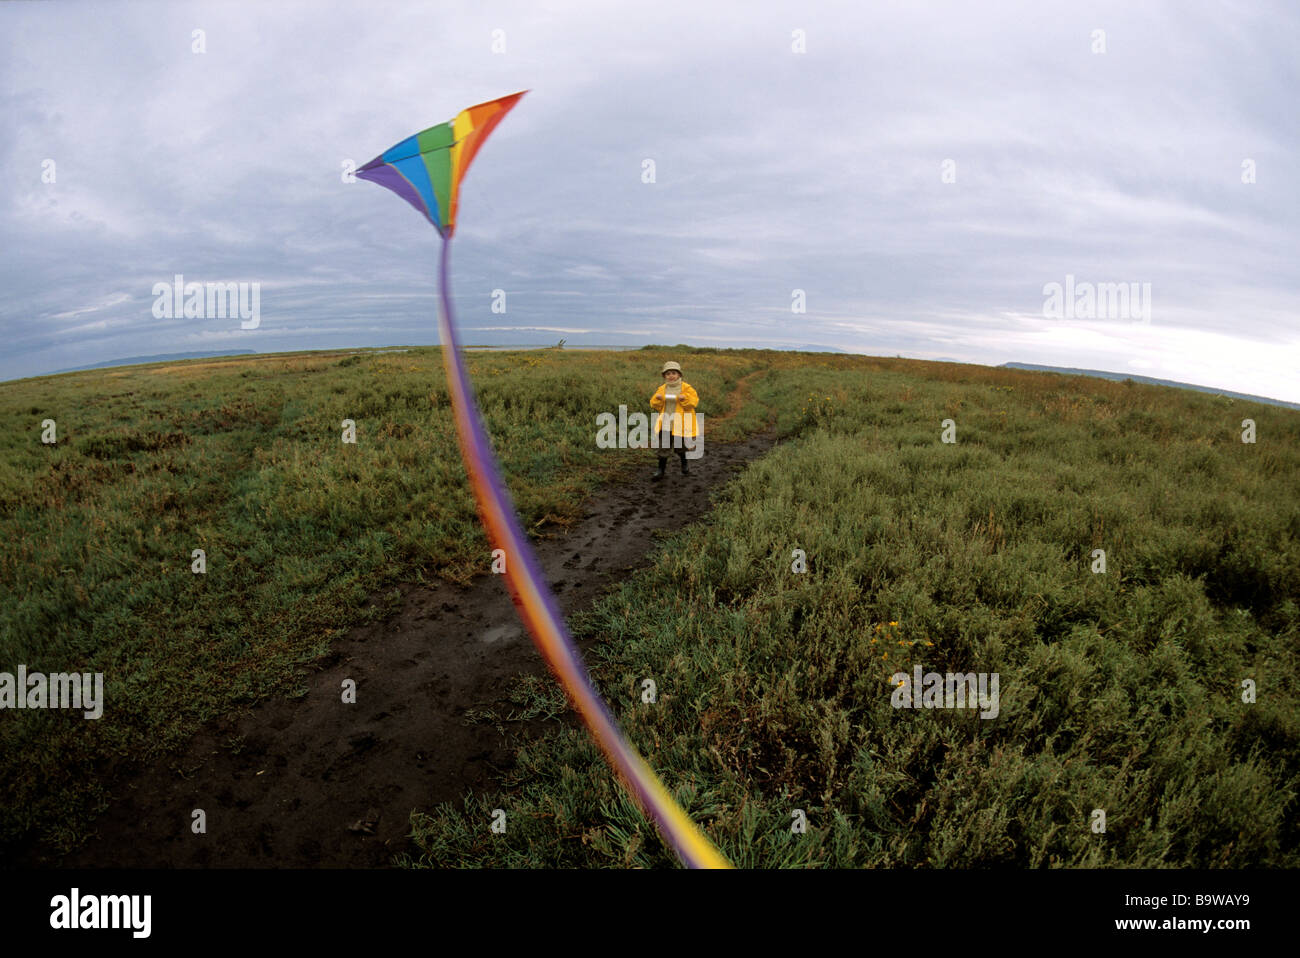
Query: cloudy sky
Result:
<box><xmin>3</xmin><ymin>0</ymin><xmax>1297</xmax><ymax>401</ymax></box>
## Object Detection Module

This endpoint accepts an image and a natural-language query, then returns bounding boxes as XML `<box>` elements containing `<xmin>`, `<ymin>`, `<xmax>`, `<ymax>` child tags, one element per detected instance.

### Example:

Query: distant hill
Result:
<box><xmin>53</xmin><ymin>350</ymin><xmax>257</xmax><ymax>374</ymax></box>
<box><xmin>1002</xmin><ymin>363</ymin><xmax>1299</xmax><ymax>410</ymax></box>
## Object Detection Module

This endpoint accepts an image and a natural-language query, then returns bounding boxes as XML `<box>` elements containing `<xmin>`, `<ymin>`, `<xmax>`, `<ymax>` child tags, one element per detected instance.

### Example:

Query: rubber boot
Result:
<box><xmin>680</xmin><ymin>457</ymin><xmax>689</xmax><ymax>475</ymax></box>
<box><xmin>651</xmin><ymin>458</ymin><xmax>666</xmax><ymax>482</ymax></box>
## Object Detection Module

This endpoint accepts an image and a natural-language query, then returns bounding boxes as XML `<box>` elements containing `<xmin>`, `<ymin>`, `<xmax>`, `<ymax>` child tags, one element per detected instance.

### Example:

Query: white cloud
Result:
<box><xmin>0</xmin><ymin>0</ymin><xmax>1296</xmax><ymax>403</ymax></box>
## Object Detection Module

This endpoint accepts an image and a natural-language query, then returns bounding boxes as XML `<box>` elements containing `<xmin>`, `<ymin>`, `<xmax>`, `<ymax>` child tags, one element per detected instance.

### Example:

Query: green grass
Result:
<box><xmin>3</xmin><ymin>345</ymin><xmax>1297</xmax><ymax>867</ymax></box>
<box><xmin>0</xmin><ymin>344</ymin><xmax>759</xmax><ymax>857</ymax></box>
<box><xmin>403</xmin><ymin>358</ymin><xmax>1300</xmax><ymax>868</ymax></box>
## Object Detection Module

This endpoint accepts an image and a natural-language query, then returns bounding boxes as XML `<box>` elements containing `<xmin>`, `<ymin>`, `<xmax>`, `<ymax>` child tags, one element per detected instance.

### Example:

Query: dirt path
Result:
<box><xmin>59</xmin><ymin>414</ymin><xmax>778</xmax><ymax>868</ymax></box>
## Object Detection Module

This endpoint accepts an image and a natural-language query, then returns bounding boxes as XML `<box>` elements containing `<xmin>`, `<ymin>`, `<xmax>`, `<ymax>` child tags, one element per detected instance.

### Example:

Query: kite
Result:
<box><xmin>356</xmin><ymin>93</ymin><xmax>731</xmax><ymax>869</ymax></box>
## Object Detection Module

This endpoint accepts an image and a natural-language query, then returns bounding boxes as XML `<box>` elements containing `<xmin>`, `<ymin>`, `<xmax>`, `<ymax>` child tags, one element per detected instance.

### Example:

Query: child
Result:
<box><xmin>649</xmin><ymin>361</ymin><xmax>700</xmax><ymax>481</ymax></box>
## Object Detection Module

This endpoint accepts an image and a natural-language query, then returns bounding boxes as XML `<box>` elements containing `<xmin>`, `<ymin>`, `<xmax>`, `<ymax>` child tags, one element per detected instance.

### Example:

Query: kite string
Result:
<box><xmin>434</xmin><ymin>238</ymin><xmax>732</xmax><ymax>869</ymax></box>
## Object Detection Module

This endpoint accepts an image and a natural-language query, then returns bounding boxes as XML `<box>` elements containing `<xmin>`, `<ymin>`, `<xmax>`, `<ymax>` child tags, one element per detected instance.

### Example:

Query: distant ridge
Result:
<box><xmin>53</xmin><ymin>350</ymin><xmax>257</xmax><ymax>374</ymax></box>
<box><xmin>1002</xmin><ymin>363</ymin><xmax>1299</xmax><ymax>410</ymax></box>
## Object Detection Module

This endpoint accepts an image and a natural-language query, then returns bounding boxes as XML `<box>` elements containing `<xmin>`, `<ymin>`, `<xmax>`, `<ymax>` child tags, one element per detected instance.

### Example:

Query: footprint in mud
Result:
<box><xmin>348</xmin><ymin>732</ymin><xmax>377</xmax><ymax>754</ymax></box>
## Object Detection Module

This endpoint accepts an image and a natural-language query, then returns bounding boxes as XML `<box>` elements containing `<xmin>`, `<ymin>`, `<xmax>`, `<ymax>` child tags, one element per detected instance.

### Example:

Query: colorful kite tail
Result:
<box><xmin>435</xmin><ymin>238</ymin><xmax>732</xmax><ymax>869</ymax></box>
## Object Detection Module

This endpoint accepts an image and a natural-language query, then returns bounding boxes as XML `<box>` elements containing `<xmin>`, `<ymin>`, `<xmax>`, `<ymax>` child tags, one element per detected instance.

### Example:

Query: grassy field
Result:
<box><xmin>405</xmin><ymin>354</ymin><xmax>1300</xmax><ymax>868</ymax></box>
<box><xmin>0</xmin><ymin>344</ymin><xmax>760</xmax><ymax>856</ymax></box>
<box><xmin>2</xmin><ymin>345</ymin><xmax>1297</xmax><ymax>866</ymax></box>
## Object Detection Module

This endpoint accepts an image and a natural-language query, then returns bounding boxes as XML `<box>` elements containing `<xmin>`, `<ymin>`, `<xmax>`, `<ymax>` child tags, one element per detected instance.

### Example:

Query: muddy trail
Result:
<box><xmin>53</xmin><ymin>427</ymin><xmax>780</xmax><ymax>868</ymax></box>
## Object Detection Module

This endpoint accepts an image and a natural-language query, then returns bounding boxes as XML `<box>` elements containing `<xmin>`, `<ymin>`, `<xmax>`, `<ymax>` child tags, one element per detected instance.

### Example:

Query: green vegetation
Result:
<box><xmin>2</xmin><ymin>345</ymin><xmax>1297</xmax><ymax>866</ymax></box>
<box><xmin>0</xmin><ymin>345</ymin><xmax>758</xmax><ymax>856</ymax></box>
<box><xmin>404</xmin><ymin>357</ymin><xmax>1300</xmax><ymax>868</ymax></box>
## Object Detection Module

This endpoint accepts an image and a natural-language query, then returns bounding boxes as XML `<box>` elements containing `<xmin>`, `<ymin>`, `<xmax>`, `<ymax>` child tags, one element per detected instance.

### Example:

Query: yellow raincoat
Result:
<box><xmin>650</xmin><ymin>381</ymin><xmax>700</xmax><ymax>437</ymax></box>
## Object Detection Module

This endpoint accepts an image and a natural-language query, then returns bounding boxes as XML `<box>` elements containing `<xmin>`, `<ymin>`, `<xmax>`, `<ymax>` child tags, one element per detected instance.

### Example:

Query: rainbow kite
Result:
<box><xmin>356</xmin><ymin>92</ymin><xmax>731</xmax><ymax>869</ymax></box>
